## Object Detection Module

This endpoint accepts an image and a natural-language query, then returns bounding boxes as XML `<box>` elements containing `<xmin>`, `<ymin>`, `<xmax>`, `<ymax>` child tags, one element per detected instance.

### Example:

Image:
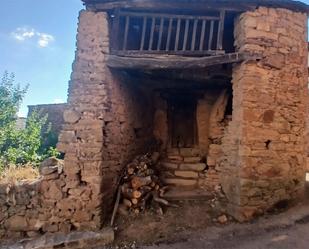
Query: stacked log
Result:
<box><xmin>111</xmin><ymin>152</ymin><xmax>176</xmax><ymax>224</ymax></box>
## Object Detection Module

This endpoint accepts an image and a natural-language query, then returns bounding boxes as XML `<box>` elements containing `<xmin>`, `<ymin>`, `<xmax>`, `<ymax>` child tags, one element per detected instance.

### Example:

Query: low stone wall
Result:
<box><xmin>0</xmin><ymin>180</ymin><xmax>41</xmax><ymax>238</ymax></box>
<box><xmin>0</xmin><ymin>158</ymin><xmax>85</xmax><ymax>239</ymax></box>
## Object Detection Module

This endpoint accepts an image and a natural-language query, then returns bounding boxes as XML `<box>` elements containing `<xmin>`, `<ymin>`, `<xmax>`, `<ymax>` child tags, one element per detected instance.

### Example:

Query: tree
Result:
<box><xmin>0</xmin><ymin>71</ymin><xmax>56</xmax><ymax>168</ymax></box>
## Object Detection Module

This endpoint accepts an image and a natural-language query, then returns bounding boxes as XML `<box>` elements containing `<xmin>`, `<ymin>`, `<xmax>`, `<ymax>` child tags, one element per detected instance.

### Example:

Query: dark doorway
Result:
<box><xmin>169</xmin><ymin>95</ymin><xmax>197</xmax><ymax>148</ymax></box>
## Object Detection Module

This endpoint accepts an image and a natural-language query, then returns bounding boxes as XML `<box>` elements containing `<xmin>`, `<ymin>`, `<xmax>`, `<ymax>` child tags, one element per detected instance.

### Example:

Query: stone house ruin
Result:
<box><xmin>28</xmin><ymin>103</ymin><xmax>67</xmax><ymax>149</ymax></box>
<box><xmin>56</xmin><ymin>0</ymin><xmax>308</xmax><ymax>225</ymax></box>
<box><xmin>1</xmin><ymin>0</ymin><xmax>308</xmax><ymax>237</ymax></box>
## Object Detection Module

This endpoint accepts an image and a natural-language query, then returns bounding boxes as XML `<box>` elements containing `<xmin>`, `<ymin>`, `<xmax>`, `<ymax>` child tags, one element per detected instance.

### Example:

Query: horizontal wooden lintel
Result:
<box><xmin>107</xmin><ymin>52</ymin><xmax>260</xmax><ymax>70</ymax></box>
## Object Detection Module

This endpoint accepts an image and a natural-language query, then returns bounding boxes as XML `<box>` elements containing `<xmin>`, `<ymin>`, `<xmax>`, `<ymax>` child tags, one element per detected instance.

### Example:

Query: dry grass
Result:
<box><xmin>0</xmin><ymin>164</ymin><xmax>40</xmax><ymax>184</ymax></box>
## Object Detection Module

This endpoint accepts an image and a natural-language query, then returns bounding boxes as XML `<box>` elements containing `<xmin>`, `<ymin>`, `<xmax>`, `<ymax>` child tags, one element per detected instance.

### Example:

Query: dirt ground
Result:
<box><xmin>112</xmin><ymin>198</ymin><xmax>230</xmax><ymax>246</ymax></box>
<box><xmin>101</xmin><ymin>176</ymin><xmax>309</xmax><ymax>248</ymax></box>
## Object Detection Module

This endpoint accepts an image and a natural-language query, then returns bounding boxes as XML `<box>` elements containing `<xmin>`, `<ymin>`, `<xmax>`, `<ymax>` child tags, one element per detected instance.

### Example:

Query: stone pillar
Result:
<box><xmin>221</xmin><ymin>7</ymin><xmax>308</xmax><ymax>221</ymax></box>
<box><xmin>57</xmin><ymin>10</ymin><xmax>110</xmax><ymax>230</ymax></box>
<box><xmin>58</xmin><ymin>10</ymin><xmax>154</xmax><ymax>230</ymax></box>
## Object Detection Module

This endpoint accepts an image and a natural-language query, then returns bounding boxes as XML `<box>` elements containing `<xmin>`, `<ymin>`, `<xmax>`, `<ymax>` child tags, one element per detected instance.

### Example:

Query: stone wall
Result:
<box><xmin>57</xmin><ymin>10</ymin><xmax>154</xmax><ymax>230</ymax></box>
<box><xmin>220</xmin><ymin>7</ymin><xmax>308</xmax><ymax>221</ymax></box>
<box><xmin>28</xmin><ymin>103</ymin><xmax>67</xmax><ymax>134</ymax></box>
<box><xmin>0</xmin><ymin>159</ymin><xmax>71</xmax><ymax>239</ymax></box>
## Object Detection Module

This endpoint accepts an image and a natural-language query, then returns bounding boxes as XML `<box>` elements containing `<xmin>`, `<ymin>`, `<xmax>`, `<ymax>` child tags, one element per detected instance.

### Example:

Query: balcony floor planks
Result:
<box><xmin>107</xmin><ymin>52</ymin><xmax>260</xmax><ymax>70</ymax></box>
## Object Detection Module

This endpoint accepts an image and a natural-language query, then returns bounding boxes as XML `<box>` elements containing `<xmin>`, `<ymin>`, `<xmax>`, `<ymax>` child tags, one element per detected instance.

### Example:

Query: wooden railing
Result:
<box><xmin>111</xmin><ymin>10</ymin><xmax>225</xmax><ymax>56</ymax></box>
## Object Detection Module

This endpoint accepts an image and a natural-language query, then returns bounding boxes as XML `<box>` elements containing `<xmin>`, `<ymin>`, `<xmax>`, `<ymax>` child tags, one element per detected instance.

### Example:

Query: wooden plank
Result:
<box><xmin>149</xmin><ymin>17</ymin><xmax>156</xmax><ymax>50</ymax></box>
<box><xmin>174</xmin><ymin>18</ymin><xmax>181</xmax><ymax>51</ymax></box>
<box><xmin>107</xmin><ymin>52</ymin><xmax>260</xmax><ymax>70</ymax></box>
<box><xmin>113</xmin><ymin>50</ymin><xmax>225</xmax><ymax>57</ymax></box>
<box><xmin>140</xmin><ymin>16</ymin><xmax>147</xmax><ymax>51</ymax></box>
<box><xmin>88</xmin><ymin>1</ymin><xmax>257</xmax><ymax>12</ymax></box>
<box><xmin>208</xmin><ymin>20</ymin><xmax>214</xmax><ymax>50</ymax></box>
<box><xmin>123</xmin><ymin>15</ymin><xmax>130</xmax><ymax>50</ymax></box>
<box><xmin>119</xmin><ymin>11</ymin><xmax>220</xmax><ymax>20</ymax></box>
<box><xmin>199</xmin><ymin>20</ymin><xmax>206</xmax><ymax>51</ymax></box>
<box><xmin>182</xmin><ymin>19</ymin><xmax>189</xmax><ymax>51</ymax></box>
<box><xmin>157</xmin><ymin>17</ymin><xmax>164</xmax><ymax>50</ymax></box>
<box><xmin>191</xmin><ymin>19</ymin><xmax>198</xmax><ymax>51</ymax></box>
<box><xmin>166</xmin><ymin>18</ymin><xmax>173</xmax><ymax>51</ymax></box>
<box><xmin>216</xmin><ymin>10</ymin><xmax>225</xmax><ymax>50</ymax></box>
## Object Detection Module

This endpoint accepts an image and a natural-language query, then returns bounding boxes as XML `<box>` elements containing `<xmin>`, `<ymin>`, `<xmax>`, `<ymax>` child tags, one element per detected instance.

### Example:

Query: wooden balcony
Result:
<box><xmin>108</xmin><ymin>10</ymin><xmax>259</xmax><ymax>70</ymax></box>
<box><xmin>111</xmin><ymin>10</ymin><xmax>226</xmax><ymax>56</ymax></box>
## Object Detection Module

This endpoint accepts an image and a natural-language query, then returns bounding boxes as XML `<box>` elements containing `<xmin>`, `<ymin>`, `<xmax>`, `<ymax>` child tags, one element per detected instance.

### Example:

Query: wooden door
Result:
<box><xmin>170</xmin><ymin>96</ymin><xmax>196</xmax><ymax>148</ymax></box>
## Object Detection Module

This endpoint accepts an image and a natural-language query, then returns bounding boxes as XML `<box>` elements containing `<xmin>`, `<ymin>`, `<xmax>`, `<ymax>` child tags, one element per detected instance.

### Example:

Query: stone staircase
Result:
<box><xmin>158</xmin><ymin>148</ymin><xmax>212</xmax><ymax>201</ymax></box>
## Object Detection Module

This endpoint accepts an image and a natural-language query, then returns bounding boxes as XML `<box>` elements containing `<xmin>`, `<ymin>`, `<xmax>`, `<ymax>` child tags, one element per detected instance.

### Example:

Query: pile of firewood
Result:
<box><xmin>111</xmin><ymin>152</ymin><xmax>176</xmax><ymax>225</ymax></box>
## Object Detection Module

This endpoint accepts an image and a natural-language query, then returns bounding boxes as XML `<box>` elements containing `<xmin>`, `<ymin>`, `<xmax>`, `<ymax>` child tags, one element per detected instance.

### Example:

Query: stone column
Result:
<box><xmin>221</xmin><ymin>7</ymin><xmax>308</xmax><ymax>221</ymax></box>
<box><xmin>58</xmin><ymin>10</ymin><xmax>154</xmax><ymax>230</ymax></box>
<box><xmin>57</xmin><ymin>10</ymin><xmax>110</xmax><ymax>230</ymax></box>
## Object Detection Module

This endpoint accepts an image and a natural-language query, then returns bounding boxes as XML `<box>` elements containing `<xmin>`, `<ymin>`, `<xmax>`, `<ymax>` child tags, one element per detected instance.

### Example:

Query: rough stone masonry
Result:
<box><xmin>0</xmin><ymin>0</ymin><xmax>308</xmax><ymax>238</ymax></box>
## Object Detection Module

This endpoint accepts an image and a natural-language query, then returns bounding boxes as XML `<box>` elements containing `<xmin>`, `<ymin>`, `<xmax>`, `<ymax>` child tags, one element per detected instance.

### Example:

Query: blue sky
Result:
<box><xmin>0</xmin><ymin>0</ymin><xmax>83</xmax><ymax>117</ymax></box>
<box><xmin>0</xmin><ymin>0</ymin><xmax>308</xmax><ymax>117</ymax></box>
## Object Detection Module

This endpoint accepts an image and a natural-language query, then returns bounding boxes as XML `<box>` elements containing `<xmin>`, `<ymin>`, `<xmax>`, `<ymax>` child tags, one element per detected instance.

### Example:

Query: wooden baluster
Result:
<box><xmin>166</xmin><ymin>18</ymin><xmax>173</xmax><ymax>51</ymax></box>
<box><xmin>174</xmin><ymin>18</ymin><xmax>181</xmax><ymax>51</ymax></box>
<box><xmin>216</xmin><ymin>10</ymin><xmax>225</xmax><ymax>50</ymax></box>
<box><xmin>123</xmin><ymin>15</ymin><xmax>130</xmax><ymax>50</ymax></box>
<box><xmin>111</xmin><ymin>9</ymin><xmax>120</xmax><ymax>52</ymax></box>
<box><xmin>149</xmin><ymin>17</ymin><xmax>155</xmax><ymax>51</ymax></box>
<box><xmin>199</xmin><ymin>20</ymin><xmax>206</xmax><ymax>51</ymax></box>
<box><xmin>191</xmin><ymin>19</ymin><xmax>198</xmax><ymax>51</ymax></box>
<box><xmin>140</xmin><ymin>16</ymin><xmax>147</xmax><ymax>51</ymax></box>
<box><xmin>182</xmin><ymin>19</ymin><xmax>189</xmax><ymax>51</ymax></box>
<box><xmin>208</xmin><ymin>20</ymin><xmax>214</xmax><ymax>50</ymax></box>
<box><xmin>157</xmin><ymin>17</ymin><xmax>164</xmax><ymax>50</ymax></box>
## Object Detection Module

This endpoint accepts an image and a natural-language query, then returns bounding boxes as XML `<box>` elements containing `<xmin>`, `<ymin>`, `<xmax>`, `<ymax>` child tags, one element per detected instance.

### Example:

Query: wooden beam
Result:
<box><xmin>113</xmin><ymin>50</ymin><xmax>225</xmax><ymax>56</ymax></box>
<box><xmin>84</xmin><ymin>0</ymin><xmax>309</xmax><ymax>13</ymax></box>
<box><xmin>86</xmin><ymin>0</ymin><xmax>252</xmax><ymax>12</ymax></box>
<box><xmin>107</xmin><ymin>52</ymin><xmax>260</xmax><ymax>70</ymax></box>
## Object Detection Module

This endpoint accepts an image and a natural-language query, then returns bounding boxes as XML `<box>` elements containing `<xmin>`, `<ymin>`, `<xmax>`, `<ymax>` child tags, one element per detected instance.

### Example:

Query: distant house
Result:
<box><xmin>15</xmin><ymin>117</ymin><xmax>26</xmax><ymax>130</ymax></box>
<box><xmin>27</xmin><ymin>103</ymin><xmax>67</xmax><ymax>148</ymax></box>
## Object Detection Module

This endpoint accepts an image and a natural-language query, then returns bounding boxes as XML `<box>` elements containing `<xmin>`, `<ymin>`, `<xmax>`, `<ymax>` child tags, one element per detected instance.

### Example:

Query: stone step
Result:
<box><xmin>162</xmin><ymin>187</ymin><xmax>213</xmax><ymax>201</ymax></box>
<box><xmin>179</xmin><ymin>148</ymin><xmax>200</xmax><ymax>157</ymax></box>
<box><xmin>174</xmin><ymin>170</ymin><xmax>199</xmax><ymax>178</ymax></box>
<box><xmin>167</xmin><ymin>148</ymin><xmax>201</xmax><ymax>157</ymax></box>
<box><xmin>179</xmin><ymin>163</ymin><xmax>206</xmax><ymax>171</ymax></box>
<box><xmin>160</xmin><ymin>162</ymin><xmax>206</xmax><ymax>172</ymax></box>
<box><xmin>160</xmin><ymin>162</ymin><xmax>179</xmax><ymax>170</ymax></box>
<box><xmin>162</xmin><ymin>178</ymin><xmax>197</xmax><ymax>187</ymax></box>
<box><xmin>167</xmin><ymin>154</ymin><xmax>183</xmax><ymax>162</ymax></box>
<box><xmin>183</xmin><ymin>156</ymin><xmax>202</xmax><ymax>163</ymax></box>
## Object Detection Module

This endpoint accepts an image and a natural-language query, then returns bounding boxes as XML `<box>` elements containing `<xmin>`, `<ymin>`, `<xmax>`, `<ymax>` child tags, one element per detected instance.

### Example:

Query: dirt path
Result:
<box><xmin>141</xmin><ymin>222</ymin><xmax>309</xmax><ymax>249</ymax></box>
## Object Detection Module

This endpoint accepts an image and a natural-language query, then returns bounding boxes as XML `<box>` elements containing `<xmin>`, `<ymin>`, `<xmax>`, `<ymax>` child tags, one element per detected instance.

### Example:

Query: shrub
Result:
<box><xmin>0</xmin><ymin>71</ymin><xmax>59</xmax><ymax>172</ymax></box>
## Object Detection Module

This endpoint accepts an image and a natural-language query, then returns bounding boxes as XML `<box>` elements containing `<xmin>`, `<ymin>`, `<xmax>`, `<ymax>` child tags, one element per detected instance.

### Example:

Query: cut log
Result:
<box><xmin>131</xmin><ymin>198</ymin><xmax>138</xmax><ymax>205</ymax></box>
<box><xmin>118</xmin><ymin>204</ymin><xmax>129</xmax><ymax>216</ymax></box>
<box><xmin>131</xmin><ymin>176</ymin><xmax>152</xmax><ymax>189</ymax></box>
<box><xmin>123</xmin><ymin>198</ymin><xmax>132</xmax><ymax>208</ymax></box>
<box><xmin>121</xmin><ymin>184</ymin><xmax>142</xmax><ymax>199</ymax></box>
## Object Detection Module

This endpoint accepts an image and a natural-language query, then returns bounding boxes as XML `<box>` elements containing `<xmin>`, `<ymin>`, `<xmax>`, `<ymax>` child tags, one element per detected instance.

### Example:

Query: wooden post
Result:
<box><xmin>183</xmin><ymin>19</ymin><xmax>189</xmax><ymax>51</ymax></box>
<box><xmin>149</xmin><ymin>17</ymin><xmax>156</xmax><ymax>50</ymax></box>
<box><xmin>123</xmin><ymin>15</ymin><xmax>130</xmax><ymax>50</ymax></box>
<box><xmin>199</xmin><ymin>20</ymin><xmax>206</xmax><ymax>51</ymax></box>
<box><xmin>208</xmin><ymin>20</ymin><xmax>214</xmax><ymax>50</ymax></box>
<box><xmin>166</xmin><ymin>18</ymin><xmax>173</xmax><ymax>51</ymax></box>
<box><xmin>191</xmin><ymin>19</ymin><xmax>198</xmax><ymax>51</ymax></box>
<box><xmin>174</xmin><ymin>18</ymin><xmax>181</xmax><ymax>51</ymax></box>
<box><xmin>216</xmin><ymin>10</ymin><xmax>225</xmax><ymax>50</ymax></box>
<box><xmin>111</xmin><ymin>9</ymin><xmax>120</xmax><ymax>52</ymax></box>
<box><xmin>140</xmin><ymin>16</ymin><xmax>147</xmax><ymax>51</ymax></box>
<box><xmin>157</xmin><ymin>17</ymin><xmax>164</xmax><ymax>50</ymax></box>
